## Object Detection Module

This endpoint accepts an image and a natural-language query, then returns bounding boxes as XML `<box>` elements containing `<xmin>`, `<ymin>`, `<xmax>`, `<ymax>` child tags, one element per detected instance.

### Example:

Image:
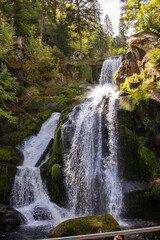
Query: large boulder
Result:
<box><xmin>115</xmin><ymin>31</ymin><xmax>159</xmax><ymax>89</ymax></box>
<box><xmin>48</xmin><ymin>214</ymin><xmax>123</xmax><ymax>240</ymax></box>
<box><xmin>0</xmin><ymin>204</ymin><xmax>24</xmax><ymax>231</ymax></box>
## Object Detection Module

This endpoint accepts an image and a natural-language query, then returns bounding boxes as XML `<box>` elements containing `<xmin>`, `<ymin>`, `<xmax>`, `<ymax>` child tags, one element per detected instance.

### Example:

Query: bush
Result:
<box><xmin>0</xmin><ymin>64</ymin><xmax>19</xmax><ymax>126</ymax></box>
<box><xmin>24</xmin><ymin>40</ymin><xmax>65</xmax><ymax>86</ymax></box>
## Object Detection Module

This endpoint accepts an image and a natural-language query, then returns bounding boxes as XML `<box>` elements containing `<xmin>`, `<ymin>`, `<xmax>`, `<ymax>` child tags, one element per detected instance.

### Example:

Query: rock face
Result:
<box><xmin>60</xmin><ymin>60</ymin><xmax>103</xmax><ymax>83</ymax></box>
<box><xmin>115</xmin><ymin>31</ymin><xmax>160</xmax><ymax>220</ymax></box>
<box><xmin>115</xmin><ymin>31</ymin><xmax>159</xmax><ymax>89</ymax></box>
<box><xmin>0</xmin><ymin>204</ymin><xmax>24</xmax><ymax>231</ymax></box>
<box><xmin>48</xmin><ymin>214</ymin><xmax>123</xmax><ymax>240</ymax></box>
<box><xmin>0</xmin><ymin>147</ymin><xmax>24</xmax><ymax>205</ymax></box>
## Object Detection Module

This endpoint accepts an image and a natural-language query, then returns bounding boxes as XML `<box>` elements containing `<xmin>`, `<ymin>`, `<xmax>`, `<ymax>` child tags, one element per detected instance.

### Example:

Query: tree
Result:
<box><xmin>104</xmin><ymin>14</ymin><xmax>114</xmax><ymax>36</ymax></box>
<box><xmin>66</xmin><ymin>0</ymin><xmax>101</xmax><ymax>56</ymax></box>
<box><xmin>0</xmin><ymin>10</ymin><xmax>15</xmax><ymax>60</ymax></box>
<box><xmin>0</xmin><ymin>64</ymin><xmax>19</xmax><ymax>127</ymax></box>
<box><xmin>89</xmin><ymin>26</ymin><xmax>110</xmax><ymax>58</ymax></box>
<box><xmin>120</xmin><ymin>0</ymin><xmax>160</xmax><ymax>32</ymax></box>
<box><xmin>118</xmin><ymin>19</ymin><xmax>127</xmax><ymax>48</ymax></box>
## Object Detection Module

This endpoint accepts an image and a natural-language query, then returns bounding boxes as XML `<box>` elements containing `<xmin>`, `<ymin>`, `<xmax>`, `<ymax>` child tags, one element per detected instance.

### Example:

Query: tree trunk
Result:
<box><xmin>11</xmin><ymin>0</ymin><xmax>15</xmax><ymax>30</ymax></box>
<box><xmin>40</xmin><ymin>1</ymin><xmax>44</xmax><ymax>43</ymax></box>
<box><xmin>76</xmin><ymin>0</ymin><xmax>83</xmax><ymax>57</ymax></box>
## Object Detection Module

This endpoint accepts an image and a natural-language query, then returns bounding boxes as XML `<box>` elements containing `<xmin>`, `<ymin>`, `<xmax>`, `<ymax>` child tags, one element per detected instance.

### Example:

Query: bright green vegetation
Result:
<box><xmin>0</xmin><ymin>65</ymin><xmax>19</xmax><ymax>127</ymax></box>
<box><xmin>120</xmin><ymin>0</ymin><xmax>160</xmax><ymax>33</ymax></box>
<box><xmin>120</xmin><ymin>73</ymin><xmax>149</xmax><ymax>109</ymax></box>
<box><xmin>48</xmin><ymin>214</ymin><xmax>125</xmax><ymax>240</ymax></box>
<box><xmin>149</xmin><ymin>47</ymin><xmax>160</xmax><ymax>72</ymax></box>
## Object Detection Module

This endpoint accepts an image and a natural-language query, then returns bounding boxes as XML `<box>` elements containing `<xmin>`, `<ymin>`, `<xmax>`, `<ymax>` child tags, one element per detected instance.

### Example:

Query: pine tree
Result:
<box><xmin>66</xmin><ymin>0</ymin><xmax>101</xmax><ymax>56</ymax></box>
<box><xmin>104</xmin><ymin>14</ymin><xmax>114</xmax><ymax>36</ymax></box>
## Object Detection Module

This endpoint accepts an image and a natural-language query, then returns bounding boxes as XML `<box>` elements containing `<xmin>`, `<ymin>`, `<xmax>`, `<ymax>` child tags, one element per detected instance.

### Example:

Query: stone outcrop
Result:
<box><xmin>115</xmin><ymin>31</ymin><xmax>159</xmax><ymax>89</ymax></box>
<box><xmin>47</xmin><ymin>214</ymin><xmax>123</xmax><ymax>240</ymax></box>
<box><xmin>0</xmin><ymin>147</ymin><xmax>24</xmax><ymax>205</ymax></box>
<box><xmin>0</xmin><ymin>204</ymin><xmax>24</xmax><ymax>231</ymax></box>
<box><xmin>115</xmin><ymin>31</ymin><xmax>160</xmax><ymax>219</ymax></box>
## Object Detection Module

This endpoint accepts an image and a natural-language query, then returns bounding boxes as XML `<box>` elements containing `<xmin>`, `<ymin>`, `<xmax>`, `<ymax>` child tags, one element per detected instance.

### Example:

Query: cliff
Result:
<box><xmin>115</xmin><ymin>31</ymin><xmax>160</xmax><ymax>219</ymax></box>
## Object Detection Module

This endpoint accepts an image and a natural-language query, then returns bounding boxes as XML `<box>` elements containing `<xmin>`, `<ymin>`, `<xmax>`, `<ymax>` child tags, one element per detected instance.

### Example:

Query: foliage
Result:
<box><xmin>145</xmin><ymin>183</ymin><xmax>160</xmax><ymax>198</ymax></box>
<box><xmin>120</xmin><ymin>73</ymin><xmax>149</xmax><ymax>107</ymax></box>
<box><xmin>89</xmin><ymin>28</ymin><xmax>110</xmax><ymax>58</ymax></box>
<box><xmin>65</xmin><ymin>0</ymin><xmax>101</xmax><ymax>54</ymax></box>
<box><xmin>24</xmin><ymin>41</ymin><xmax>65</xmax><ymax>86</ymax></box>
<box><xmin>118</xmin><ymin>48</ymin><xmax>125</xmax><ymax>55</ymax></box>
<box><xmin>120</xmin><ymin>0</ymin><xmax>160</xmax><ymax>32</ymax></box>
<box><xmin>0</xmin><ymin>10</ymin><xmax>16</xmax><ymax>60</ymax></box>
<box><xmin>149</xmin><ymin>47</ymin><xmax>160</xmax><ymax>71</ymax></box>
<box><xmin>0</xmin><ymin>64</ymin><xmax>19</xmax><ymax>127</ymax></box>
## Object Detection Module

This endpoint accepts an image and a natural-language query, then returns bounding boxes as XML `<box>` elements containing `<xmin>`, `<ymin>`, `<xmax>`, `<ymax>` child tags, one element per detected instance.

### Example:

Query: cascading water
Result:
<box><xmin>10</xmin><ymin>112</ymin><xmax>66</xmax><ymax>226</ymax></box>
<box><xmin>63</xmin><ymin>56</ymin><xmax>123</xmax><ymax>220</ymax></box>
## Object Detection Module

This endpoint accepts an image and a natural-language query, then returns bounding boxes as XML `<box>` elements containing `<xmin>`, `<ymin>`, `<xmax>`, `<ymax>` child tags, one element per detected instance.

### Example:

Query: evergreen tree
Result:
<box><xmin>66</xmin><ymin>0</ymin><xmax>101</xmax><ymax>56</ymax></box>
<box><xmin>104</xmin><ymin>14</ymin><xmax>114</xmax><ymax>36</ymax></box>
<box><xmin>89</xmin><ymin>26</ymin><xmax>110</xmax><ymax>58</ymax></box>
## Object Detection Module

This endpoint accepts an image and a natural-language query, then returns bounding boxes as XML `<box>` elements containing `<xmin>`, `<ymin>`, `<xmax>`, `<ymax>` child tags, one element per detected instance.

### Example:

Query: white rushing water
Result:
<box><xmin>63</xmin><ymin>56</ymin><xmax>123</xmax><ymax>220</ymax></box>
<box><xmin>11</xmin><ymin>57</ymin><xmax>123</xmax><ymax>229</ymax></box>
<box><xmin>11</xmin><ymin>112</ymin><xmax>67</xmax><ymax>226</ymax></box>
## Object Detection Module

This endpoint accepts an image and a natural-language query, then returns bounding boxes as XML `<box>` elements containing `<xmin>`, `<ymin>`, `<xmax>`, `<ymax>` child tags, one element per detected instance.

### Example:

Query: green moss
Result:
<box><xmin>51</xmin><ymin>164</ymin><xmax>62</xmax><ymax>182</ymax></box>
<box><xmin>120</xmin><ymin>72</ymin><xmax>149</xmax><ymax>109</ymax></box>
<box><xmin>145</xmin><ymin>185</ymin><xmax>160</xmax><ymax>198</ymax></box>
<box><xmin>82</xmin><ymin>64</ymin><xmax>93</xmax><ymax>83</ymax></box>
<box><xmin>0</xmin><ymin>146</ymin><xmax>23</xmax><ymax>165</ymax></box>
<box><xmin>0</xmin><ymin>147</ymin><xmax>13</xmax><ymax>162</ymax></box>
<box><xmin>119</xmin><ymin>96</ymin><xmax>135</xmax><ymax>111</ymax></box>
<box><xmin>117</xmin><ymin>110</ymin><xmax>151</xmax><ymax>181</ymax></box>
<box><xmin>42</xmin><ymin>102</ymin><xmax>78</xmax><ymax>205</ymax></box>
<box><xmin>48</xmin><ymin>214</ymin><xmax>124</xmax><ymax>239</ymax></box>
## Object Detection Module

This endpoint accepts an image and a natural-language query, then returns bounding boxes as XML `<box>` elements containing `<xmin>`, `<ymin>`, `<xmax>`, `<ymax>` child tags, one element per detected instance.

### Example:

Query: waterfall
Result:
<box><xmin>10</xmin><ymin>112</ymin><xmax>66</xmax><ymax>226</ymax></box>
<box><xmin>63</xmin><ymin>56</ymin><xmax>123</xmax><ymax>220</ymax></box>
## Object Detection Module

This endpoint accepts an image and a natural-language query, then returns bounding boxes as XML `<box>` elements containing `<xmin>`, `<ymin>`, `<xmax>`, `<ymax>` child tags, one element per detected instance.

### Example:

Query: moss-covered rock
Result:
<box><xmin>0</xmin><ymin>203</ymin><xmax>24</xmax><ymax>231</ymax></box>
<box><xmin>115</xmin><ymin>31</ymin><xmax>159</xmax><ymax>89</ymax></box>
<box><xmin>48</xmin><ymin>214</ymin><xmax>123</xmax><ymax>239</ymax></box>
<box><xmin>123</xmin><ymin>189</ymin><xmax>160</xmax><ymax>220</ymax></box>
<box><xmin>42</xmin><ymin>102</ymin><xmax>78</xmax><ymax>205</ymax></box>
<box><xmin>51</xmin><ymin>164</ymin><xmax>62</xmax><ymax>182</ymax></box>
<box><xmin>0</xmin><ymin>146</ymin><xmax>23</xmax><ymax>166</ymax></box>
<box><xmin>0</xmin><ymin>146</ymin><xmax>24</xmax><ymax>205</ymax></box>
<box><xmin>117</xmin><ymin>108</ymin><xmax>151</xmax><ymax>181</ymax></box>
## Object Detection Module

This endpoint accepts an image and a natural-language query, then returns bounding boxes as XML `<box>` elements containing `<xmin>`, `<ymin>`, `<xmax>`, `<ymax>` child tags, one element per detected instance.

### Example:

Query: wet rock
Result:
<box><xmin>0</xmin><ymin>147</ymin><xmax>24</xmax><ymax>205</ymax></box>
<box><xmin>0</xmin><ymin>204</ymin><xmax>24</xmax><ymax>230</ymax></box>
<box><xmin>61</xmin><ymin>105</ymin><xmax>81</xmax><ymax>154</ymax></box>
<box><xmin>47</xmin><ymin>214</ymin><xmax>123</xmax><ymax>239</ymax></box>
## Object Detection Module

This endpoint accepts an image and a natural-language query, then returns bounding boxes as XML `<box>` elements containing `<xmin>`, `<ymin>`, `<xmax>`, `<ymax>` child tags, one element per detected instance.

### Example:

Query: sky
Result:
<box><xmin>98</xmin><ymin>0</ymin><xmax>122</xmax><ymax>36</ymax></box>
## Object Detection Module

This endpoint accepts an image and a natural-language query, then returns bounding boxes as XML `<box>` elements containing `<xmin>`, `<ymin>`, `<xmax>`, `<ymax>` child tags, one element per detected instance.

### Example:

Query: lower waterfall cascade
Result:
<box><xmin>10</xmin><ymin>112</ymin><xmax>67</xmax><ymax>226</ymax></box>
<box><xmin>10</xmin><ymin>56</ymin><xmax>124</xmax><ymax>230</ymax></box>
